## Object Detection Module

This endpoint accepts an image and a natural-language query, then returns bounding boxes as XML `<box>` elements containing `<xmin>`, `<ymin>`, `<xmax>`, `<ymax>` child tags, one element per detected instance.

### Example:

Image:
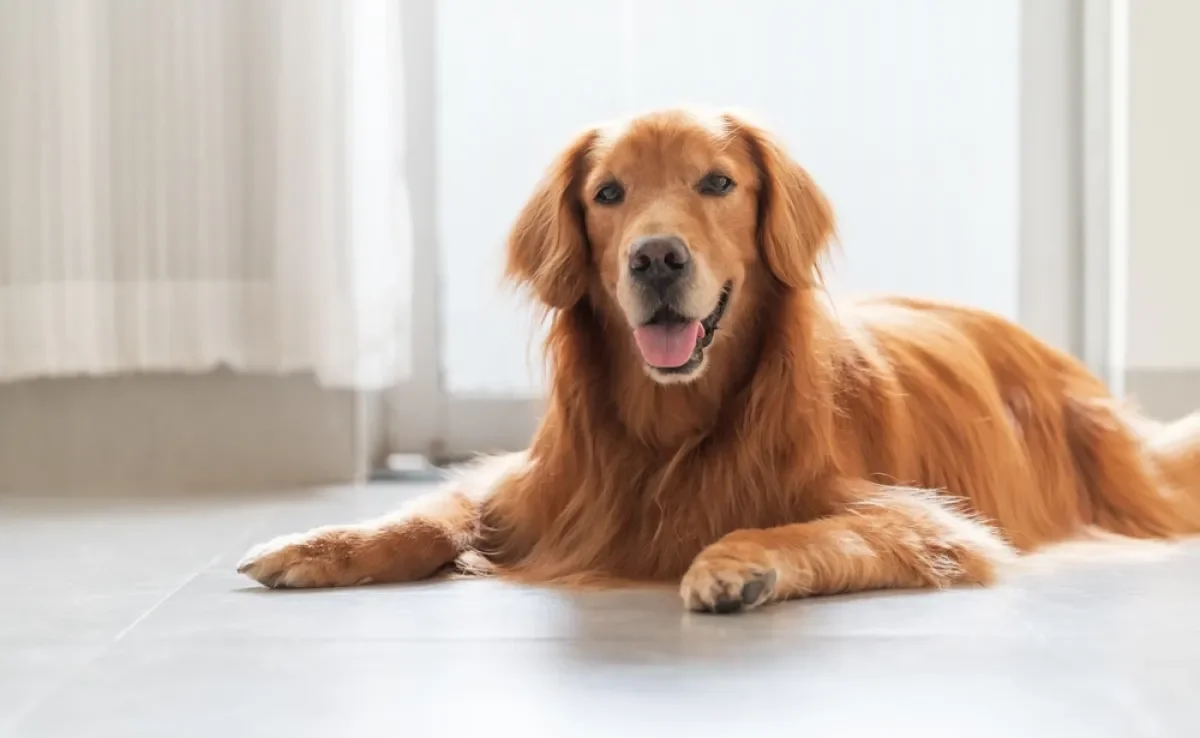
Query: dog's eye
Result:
<box><xmin>594</xmin><ymin>181</ymin><xmax>625</xmax><ymax>205</ymax></box>
<box><xmin>697</xmin><ymin>172</ymin><xmax>735</xmax><ymax>196</ymax></box>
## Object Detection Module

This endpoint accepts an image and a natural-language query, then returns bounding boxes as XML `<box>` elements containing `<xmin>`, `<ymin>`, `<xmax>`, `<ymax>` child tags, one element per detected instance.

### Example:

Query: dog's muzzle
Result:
<box><xmin>632</xmin><ymin>282</ymin><xmax>732</xmax><ymax>374</ymax></box>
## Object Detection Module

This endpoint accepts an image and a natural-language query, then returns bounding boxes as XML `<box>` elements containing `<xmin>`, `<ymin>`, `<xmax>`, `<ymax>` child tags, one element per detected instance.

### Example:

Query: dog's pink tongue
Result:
<box><xmin>633</xmin><ymin>321</ymin><xmax>704</xmax><ymax>368</ymax></box>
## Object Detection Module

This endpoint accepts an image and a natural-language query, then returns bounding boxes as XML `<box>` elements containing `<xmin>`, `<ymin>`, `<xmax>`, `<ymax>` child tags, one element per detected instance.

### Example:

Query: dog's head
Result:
<box><xmin>506</xmin><ymin>109</ymin><xmax>834</xmax><ymax>384</ymax></box>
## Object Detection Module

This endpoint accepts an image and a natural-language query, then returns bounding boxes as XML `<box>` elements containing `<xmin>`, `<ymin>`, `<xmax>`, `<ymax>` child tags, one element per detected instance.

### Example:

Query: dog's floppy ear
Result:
<box><xmin>505</xmin><ymin>129</ymin><xmax>598</xmax><ymax>309</ymax></box>
<box><xmin>723</xmin><ymin>114</ymin><xmax>835</xmax><ymax>290</ymax></box>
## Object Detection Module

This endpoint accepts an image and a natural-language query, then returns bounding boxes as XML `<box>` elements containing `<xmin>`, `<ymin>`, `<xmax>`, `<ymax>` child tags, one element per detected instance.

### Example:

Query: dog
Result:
<box><xmin>239</xmin><ymin>109</ymin><xmax>1200</xmax><ymax>614</ymax></box>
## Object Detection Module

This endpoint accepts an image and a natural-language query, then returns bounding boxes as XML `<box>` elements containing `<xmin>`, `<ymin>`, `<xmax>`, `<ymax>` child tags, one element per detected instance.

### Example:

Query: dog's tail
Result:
<box><xmin>1143</xmin><ymin>412</ymin><xmax>1200</xmax><ymax>531</ymax></box>
<box><xmin>1066</xmin><ymin>398</ymin><xmax>1200</xmax><ymax>538</ymax></box>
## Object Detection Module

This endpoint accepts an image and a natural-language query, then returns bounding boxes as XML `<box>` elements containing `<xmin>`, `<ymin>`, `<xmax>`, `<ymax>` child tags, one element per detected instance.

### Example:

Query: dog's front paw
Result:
<box><xmin>237</xmin><ymin>529</ymin><xmax>363</xmax><ymax>589</ymax></box>
<box><xmin>680</xmin><ymin>539</ymin><xmax>779</xmax><ymax>614</ymax></box>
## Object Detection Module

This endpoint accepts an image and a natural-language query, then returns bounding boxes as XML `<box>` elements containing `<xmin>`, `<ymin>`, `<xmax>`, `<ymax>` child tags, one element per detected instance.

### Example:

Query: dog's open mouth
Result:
<box><xmin>633</xmin><ymin>282</ymin><xmax>732</xmax><ymax>374</ymax></box>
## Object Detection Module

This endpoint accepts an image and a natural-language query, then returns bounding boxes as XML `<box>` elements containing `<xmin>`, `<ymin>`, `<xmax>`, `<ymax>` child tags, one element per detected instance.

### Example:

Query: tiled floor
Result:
<box><xmin>2</xmin><ymin>483</ymin><xmax>1199</xmax><ymax>737</ymax></box>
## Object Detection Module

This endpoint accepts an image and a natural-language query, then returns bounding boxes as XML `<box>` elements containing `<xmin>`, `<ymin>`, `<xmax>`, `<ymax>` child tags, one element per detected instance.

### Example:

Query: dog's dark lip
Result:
<box><xmin>698</xmin><ymin>282</ymin><xmax>732</xmax><ymax>347</ymax></box>
<box><xmin>644</xmin><ymin>281</ymin><xmax>733</xmax><ymax>375</ymax></box>
<box><xmin>643</xmin><ymin>282</ymin><xmax>732</xmax><ymax>331</ymax></box>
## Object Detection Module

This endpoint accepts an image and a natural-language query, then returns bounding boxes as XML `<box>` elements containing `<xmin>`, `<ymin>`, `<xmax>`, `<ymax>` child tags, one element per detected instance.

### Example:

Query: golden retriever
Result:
<box><xmin>239</xmin><ymin>109</ymin><xmax>1200</xmax><ymax>614</ymax></box>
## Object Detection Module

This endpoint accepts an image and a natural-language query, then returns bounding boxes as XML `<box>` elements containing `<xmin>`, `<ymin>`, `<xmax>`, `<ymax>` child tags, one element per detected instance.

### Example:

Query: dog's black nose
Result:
<box><xmin>628</xmin><ymin>235</ymin><xmax>691</xmax><ymax>291</ymax></box>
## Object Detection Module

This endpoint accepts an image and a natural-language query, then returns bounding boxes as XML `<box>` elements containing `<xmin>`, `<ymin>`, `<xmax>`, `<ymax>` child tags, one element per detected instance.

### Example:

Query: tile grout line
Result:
<box><xmin>4</xmin><ymin>567</ymin><xmax>208</xmax><ymax>734</ymax></box>
<box><xmin>107</xmin><ymin>567</ymin><xmax>208</xmax><ymax>645</ymax></box>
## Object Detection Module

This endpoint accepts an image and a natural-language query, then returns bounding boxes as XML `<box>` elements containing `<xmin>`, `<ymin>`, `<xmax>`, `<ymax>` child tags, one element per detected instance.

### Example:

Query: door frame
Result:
<box><xmin>1020</xmin><ymin>0</ymin><xmax>1123</xmax><ymax>392</ymax></box>
<box><xmin>1080</xmin><ymin>0</ymin><xmax>1128</xmax><ymax>396</ymax></box>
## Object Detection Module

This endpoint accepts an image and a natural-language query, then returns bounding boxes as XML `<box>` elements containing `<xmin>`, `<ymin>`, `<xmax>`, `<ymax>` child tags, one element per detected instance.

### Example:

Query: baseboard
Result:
<box><xmin>0</xmin><ymin>370</ymin><xmax>377</xmax><ymax>494</ymax></box>
<box><xmin>10</xmin><ymin>368</ymin><xmax>1187</xmax><ymax>493</ymax></box>
<box><xmin>1124</xmin><ymin>369</ymin><xmax>1200</xmax><ymax>421</ymax></box>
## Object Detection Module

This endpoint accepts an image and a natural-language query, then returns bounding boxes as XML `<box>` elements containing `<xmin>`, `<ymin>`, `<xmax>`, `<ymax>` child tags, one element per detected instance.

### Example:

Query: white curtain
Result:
<box><xmin>0</xmin><ymin>0</ymin><xmax>412</xmax><ymax>388</ymax></box>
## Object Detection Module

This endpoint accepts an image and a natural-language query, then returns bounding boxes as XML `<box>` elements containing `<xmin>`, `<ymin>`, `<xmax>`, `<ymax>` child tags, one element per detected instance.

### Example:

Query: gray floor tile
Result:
<box><xmin>1</xmin><ymin>587</ymin><xmax>178</xmax><ymax>642</ymax></box>
<box><xmin>0</xmin><ymin>641</ymin><xmax>106</xmax><ymax>733</ymax></box>
<box><xmin>6</xmin><ymin>636</ymin><xmax>1175</xmax><ymax>738</ymax></box>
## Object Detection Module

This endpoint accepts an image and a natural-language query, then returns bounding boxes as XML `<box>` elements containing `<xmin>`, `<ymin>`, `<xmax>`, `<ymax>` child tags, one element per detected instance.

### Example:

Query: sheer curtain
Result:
<box><xmin>0</xmin><ymin>0</ymin><xmax>411</xmax><ymax>389</ymax></box>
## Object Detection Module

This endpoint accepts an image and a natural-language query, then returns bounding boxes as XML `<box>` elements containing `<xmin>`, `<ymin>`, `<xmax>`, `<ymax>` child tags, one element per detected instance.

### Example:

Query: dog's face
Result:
<box><xmin>581</xmin><ymin>115</ymin><xmax>754</xmax><ymax>382</ymax></box>
<box><xmin>507</xmin><ymin>109</ymin><xmax>834</xmax><ymax>384</ymax></box>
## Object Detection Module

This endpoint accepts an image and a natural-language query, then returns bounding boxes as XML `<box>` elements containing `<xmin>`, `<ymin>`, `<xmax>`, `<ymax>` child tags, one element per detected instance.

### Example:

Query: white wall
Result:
<box><xmin>436</xmin><ymin>0</ymin><xmax>1021</xmax><ymax>396</ymax></box>
<box><xmin>1126</xmin><ymin>0</ymin><xmax>1200</xmax><ymax>371</ymax></box>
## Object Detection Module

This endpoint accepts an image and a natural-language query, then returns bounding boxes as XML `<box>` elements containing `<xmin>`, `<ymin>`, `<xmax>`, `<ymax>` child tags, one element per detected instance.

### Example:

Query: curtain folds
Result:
<box><xmin>0</xmin><ymin>0</ymin><xmax>412</xmax><ymax>388</ymax></box>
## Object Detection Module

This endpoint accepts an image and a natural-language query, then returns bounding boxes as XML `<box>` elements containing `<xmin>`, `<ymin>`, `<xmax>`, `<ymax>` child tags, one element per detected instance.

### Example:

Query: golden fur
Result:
<box><xmin>239</xmin><ymin>109</ymin><xmax>1200</xmax><ymax>613</ymax></box>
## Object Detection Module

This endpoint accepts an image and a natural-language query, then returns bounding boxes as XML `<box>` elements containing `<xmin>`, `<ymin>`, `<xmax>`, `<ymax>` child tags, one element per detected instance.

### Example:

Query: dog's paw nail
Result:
<box><xmin>712</xmin><ymin>596</ymin><xmax>744</xmax><ymax>614</ymax></box>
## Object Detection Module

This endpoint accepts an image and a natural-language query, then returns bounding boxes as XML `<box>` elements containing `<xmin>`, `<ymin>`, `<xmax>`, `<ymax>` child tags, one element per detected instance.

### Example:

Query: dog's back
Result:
<box><xmin>835</xmin><ymin>295</ymin><xmax>1200</xmax><ymax>549</ymax></box>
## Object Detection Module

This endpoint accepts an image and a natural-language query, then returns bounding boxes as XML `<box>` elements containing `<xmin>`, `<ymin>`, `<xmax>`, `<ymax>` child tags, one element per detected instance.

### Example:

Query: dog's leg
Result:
<box><xmin>680</xmin><ymin>483</ymin><xmax>1016</xmax><ymax>613</ymax></box>
<box><xmin>237</xmin><ymin>452</ymin><xmax>527</xmax><ymax>588</ymax></box>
